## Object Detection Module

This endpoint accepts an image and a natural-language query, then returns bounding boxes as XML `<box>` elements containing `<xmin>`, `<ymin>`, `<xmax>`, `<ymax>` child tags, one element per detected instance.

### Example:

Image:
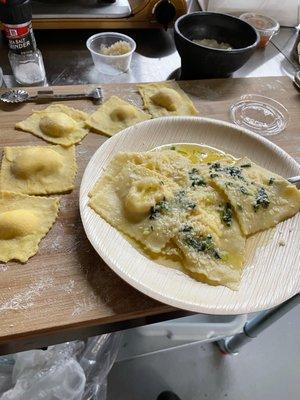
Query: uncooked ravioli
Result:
<box><xmin>138</xmin><ymin>81</ymin><xmax>198</xmax><ymax>117</ymax></box>
<box><xmin>0</xmin><ymin>145</ymin><xmax>77</xmax><ymax>195</ymax></box>
<box><xmin>86</xmin><ymin>96</ymin><xmax>151</xmax><ymax>136</ymax></box>
<box><xmin>15</xmin><ymin>104</ymin><xmax>89</xmax><ymax>146</ymax></box>
<box><xmin>0</xmin><ymin>191</ymin><xmax>59</xmax><ymax>263</ymax></box>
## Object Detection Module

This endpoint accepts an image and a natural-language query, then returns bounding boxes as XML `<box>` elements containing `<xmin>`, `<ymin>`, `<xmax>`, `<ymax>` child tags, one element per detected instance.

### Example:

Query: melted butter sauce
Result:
<box><xmin>153</xmin><ymin>143</ymin><xmax>236</xmax><ymax>165</ymax></box>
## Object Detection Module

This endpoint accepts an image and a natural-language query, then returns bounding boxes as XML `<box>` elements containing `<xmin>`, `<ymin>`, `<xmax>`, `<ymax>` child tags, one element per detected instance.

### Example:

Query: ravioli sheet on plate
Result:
<box><xmin>88</xmin><ymin>147</ymin><xmax>300</xmax><ymax>290</ymax></box>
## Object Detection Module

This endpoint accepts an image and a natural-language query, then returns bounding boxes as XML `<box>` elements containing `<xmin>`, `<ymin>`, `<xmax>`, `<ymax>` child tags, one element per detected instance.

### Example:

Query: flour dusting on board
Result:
<box><xmin>0</xmin><ymin>277</ymin><xmax>54</xmax><ymax>312</ymax></box>
<box><xmin>72</xmin><ymin>292</ymin><xmax>101</xmax><ymax>316</ymax></box>
<box><xmin>0</xmin><ymin>264</ymin><xmax>8</xmax><ymax>272</ymax></box>
<box><xmin>59</xmin><ymin>279</ymin><xmax>75</xmax><ymax>294</ymax></box>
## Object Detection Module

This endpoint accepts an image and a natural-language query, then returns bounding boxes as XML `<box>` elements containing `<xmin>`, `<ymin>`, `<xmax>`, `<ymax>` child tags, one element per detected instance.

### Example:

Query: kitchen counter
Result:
<box><xmin>0</xmin><ymin>27</ymin><xmax>298</xmax><ymax>87</ymax></box>
<box><xmin>0</xmin><ymin>25</ymin><xmax>299</xmax><ymax>355</ymax></box>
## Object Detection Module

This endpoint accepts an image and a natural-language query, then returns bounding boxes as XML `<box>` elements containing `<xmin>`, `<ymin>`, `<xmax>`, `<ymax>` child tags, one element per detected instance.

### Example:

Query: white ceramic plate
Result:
<box><xmin>80</xmin><ymin>117</ymin><xmax>300</xmax><ymax>314</ymax></box>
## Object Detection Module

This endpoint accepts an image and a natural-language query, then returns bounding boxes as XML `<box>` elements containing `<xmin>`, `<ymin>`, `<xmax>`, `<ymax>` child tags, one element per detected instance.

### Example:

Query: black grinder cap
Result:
<box><xmin>0</xmin><ymin>0</ymin><xmax>32</xmax><ymax>25</ymax></box>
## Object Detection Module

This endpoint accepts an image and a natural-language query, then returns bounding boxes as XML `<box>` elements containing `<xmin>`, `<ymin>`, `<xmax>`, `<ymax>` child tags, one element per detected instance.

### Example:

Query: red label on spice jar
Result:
<box><xmin>3</xmin><ymin>22</ymin><xmax>37</xmax><ymax>54</ymax></box>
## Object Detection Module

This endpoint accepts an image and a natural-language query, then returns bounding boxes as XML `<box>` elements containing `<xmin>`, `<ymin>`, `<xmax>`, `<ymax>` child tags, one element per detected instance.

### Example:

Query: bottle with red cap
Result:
<box><xmin>0</xmin><ymin>0</ymin><xmax>46</xmax><ymax>85</ymax></box>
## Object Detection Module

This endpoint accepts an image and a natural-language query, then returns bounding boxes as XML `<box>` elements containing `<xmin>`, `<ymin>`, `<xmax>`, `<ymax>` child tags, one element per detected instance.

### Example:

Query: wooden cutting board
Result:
<box><xmin>0</xmin><ymin>76</ymin><xmax>299</xmax><ymax>355</ymax></box>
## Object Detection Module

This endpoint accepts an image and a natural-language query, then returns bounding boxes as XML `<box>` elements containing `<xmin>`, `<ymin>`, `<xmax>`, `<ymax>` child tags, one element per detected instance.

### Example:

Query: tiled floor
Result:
<box><xmin>108</xmin><ymin>303</ymin><xmax>300</xmax><ymax>400</ymax></box>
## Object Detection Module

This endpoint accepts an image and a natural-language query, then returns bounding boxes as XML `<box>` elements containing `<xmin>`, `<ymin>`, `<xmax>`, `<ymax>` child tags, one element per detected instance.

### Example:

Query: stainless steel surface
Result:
<box><xmin>0</xmin><ymin>87</ymin><xmax>103</xmax><ymax>104</ymax></box>
<box><xmin>0</xmin><ymin>28</ymin><xmax>298</xmax><ymax>88</ymax></box>
<box><xmin>31</xmin><ymin>0</ymin><xmax>132</xmax><ymax>19</ymax></box>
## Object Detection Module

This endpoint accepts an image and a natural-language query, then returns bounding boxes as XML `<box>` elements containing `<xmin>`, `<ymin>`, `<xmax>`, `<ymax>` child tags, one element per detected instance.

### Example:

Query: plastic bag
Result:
<box><xmin>0</xmin><ymin>333</ymin><xmax>121</xmax><ymax>400</ymax></box>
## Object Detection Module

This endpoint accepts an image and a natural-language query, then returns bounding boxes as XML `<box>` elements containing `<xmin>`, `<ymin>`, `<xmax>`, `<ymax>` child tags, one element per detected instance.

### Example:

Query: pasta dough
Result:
<box><xmin>88</xmin><ymin>146</ymin><xmax>300</xmax><ymax>289</ymax></box>
<box><xmin>89</xmin><ymin>149</ymin><xmax>246</xmax><ymax>289</ymax></box>
<box><xmin>86</xmin><ymin>96</ymin><xmax>151</xmax><ymax>136</ymax></box>
<box><xmin>89</xmin><ymin>160</ymin><xmax>181</xmax><ymax>253</ymax></box>
<box><xmin>15</xmin><ymin>104</ymin><xmax>89</xmax><ymax>146</ymax></box>
<box><xmin>138</xmin><ymin>81</ymin><xmax>198</xmax><ymax>117</ymax></box>
<box><xmin>0</xmin><ymin>191</ymin><xmax>59</xmax><ymax>262</ymax></box>
<box><xmin>209</xmin><ymin>157</ymin><xmax>300</xmax><ymax>235</ymax></box>
<box><xmin>0</xmin><ymin>145</ymin><xmax>77</xmax><ymax>195</ymax></box>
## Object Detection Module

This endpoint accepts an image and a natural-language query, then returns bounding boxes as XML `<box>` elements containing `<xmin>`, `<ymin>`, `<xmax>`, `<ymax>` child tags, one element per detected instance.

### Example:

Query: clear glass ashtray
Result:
<box><xmin>230</xmin><ymin>94</ymin><xmax>289</xmax><ymax>136</ymax></box>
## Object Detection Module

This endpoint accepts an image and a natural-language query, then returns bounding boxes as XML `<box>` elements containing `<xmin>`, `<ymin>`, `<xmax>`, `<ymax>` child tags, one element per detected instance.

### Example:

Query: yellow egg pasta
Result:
<box><xmin>138</xmin><ymin>81</ymin><xmax>198</xmax><ymax>117</ymax></box>
<box><xmin>0</xmin><ymin>145</ymin><xmax>77</xmax><ymax>195</ymax></box>
<box><xmin>15</xmin><ymin>104</ymin><xmax>89</xmax><ymax>146</ymax></box>
<box><xmin>0</xmin><ymin>191</ymin><xmax>59</xmax><ymax>263</ymax></box>
<box><xmin>86</xmin><ymin>96</ymin><xmax>151</xmax><ymax>137</ymax></box>
<box><xmin>88</xmin><ymin>145</ymin><xmax>300</xmax><ymax>290</ymax></box>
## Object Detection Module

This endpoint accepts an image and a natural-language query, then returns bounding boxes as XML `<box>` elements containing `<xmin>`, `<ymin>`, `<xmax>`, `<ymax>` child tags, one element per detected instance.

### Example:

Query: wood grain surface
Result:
<box><xmin>0</xmin><ymin>76</ymin><xmax>299</xmax><ymax>354</ymax></box>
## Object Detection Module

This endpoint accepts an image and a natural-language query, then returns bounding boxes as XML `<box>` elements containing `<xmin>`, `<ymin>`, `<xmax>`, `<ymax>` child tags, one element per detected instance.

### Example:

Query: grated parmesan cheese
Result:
<box><xmin>99</xmin><ymin>40</ymin><xmax>131</xmax><ymax>56</ymax></box>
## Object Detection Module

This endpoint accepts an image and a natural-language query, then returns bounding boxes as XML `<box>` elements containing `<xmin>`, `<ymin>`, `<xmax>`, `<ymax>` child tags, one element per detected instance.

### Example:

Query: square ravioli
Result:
<box><xmin>15</xmin><ymin>104</ymin><xmax>89</xmax><ymax>146</ymax></box>
<box><xmin>0</xmin><ymin>145</ymin><xmax>77</xmax><ymax>195</ymax></box>
<box><xmin>0</xmin><ymin>191</ymin><xmax>59</xmax><ymax>263</ymax></box>
<box><xmin>138</xmin><ymin>81</ymin><xmax>198</xmax><ymax>117</ymax></box>
<box><xmin>209</xmin><ymin>158</ymin><xmax>300</xmax><ymax>235</ymax></box>
<box><xmin>86</xmin><ymin>96</ymin><xmax>151</xmax><ymax>136</ymax></box>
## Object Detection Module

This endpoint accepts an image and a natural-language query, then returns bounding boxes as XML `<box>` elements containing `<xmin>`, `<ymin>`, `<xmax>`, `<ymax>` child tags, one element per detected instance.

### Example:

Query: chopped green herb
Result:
<box><xmin>150</xmin><ymin>225</ymin><xmax>154</xmax><ymax>231</ymax></box>
<box><xmin>183</xmin><ymin>234</ymin><xmax>221</xmax><ymax>260</ymax></box>
<box><xmin>221</xmin><ymin>203</ymin><xmax>233</xmax><ymax>227</ymax></box>
<box><xmin>180</xmin><ymin>225</ymin><xmax>193</xmax><ymax>233</ymax></box>
<box><xmin>188</xmin><ymin>168</ymin><xmax>206</xmax><ymax>187</ymax></box>
<box><xmin>225</xmin><ymin>181</ymin><xmax>233</xmax><ymax>187</ymax></box>
<box><xmin>237</xmin><ymin>204</ymin><xmax>243</xmax><ymax>211</ymax></box>
<box><xmin>170</xmin><ymin>146</ymin><xmax>176</xmax><ymax>150</ymax></box>
<box><xmin>225</xmin><ymin>166</ymin><xmax>243</xmax><ymax>179</ymax></box>
<box><xmin>209</xmin><ymin>163</ymin><xmax>245</xmax><ymax>181</ymax></box>
<box><xmin>240</xmin><ymin>163</ymin><xmax>252</xmax><ymax>168</ymax></box>
<box><xmin>210</xmin><ymin>173</ymin><xmax>219</xmax><ymax>179</ymax></box>
<box><xmin>149</xmin><ymin>200</ymin><xmax>170</xmax><ymax>220</ymax></box>
<box><xmin>186</xmin><ymin>202</ymin><xmax>196</xmax><ymax>210</ymax></box>
<box><xmin>160</xmin><ymin>180</ymin><xmax>164</xmax><ymax>185</ymax></box>
<box><xmin>240</xmin><ymin>186</ymin><xmax>250</xmax><ymax>195</ymax></box>
<box><xmin>253</xmin><ymin>187</ymin><xmax>270</xmax><ymax>212</ymax></box>
<box><xmin>268</xmin><ymin>177</ymin><xmax>275</xmax><ymax>185</ymax></box>
<box><xmin>210</xmin><ymin>162</ymin><xmax>221</xmax><ymax>171</ymax></box>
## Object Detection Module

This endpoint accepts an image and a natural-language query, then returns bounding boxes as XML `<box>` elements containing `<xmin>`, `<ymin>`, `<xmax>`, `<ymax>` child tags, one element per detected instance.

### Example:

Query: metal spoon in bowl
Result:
<box><xmin>0</xmin><ymin>87</ymin><xmax>103</xmax><ymax>104</ymax></box>
<box><xmin>288</xmin><ymin>175</ymin><xmax>300</xmax><ymax>186</ymax></box>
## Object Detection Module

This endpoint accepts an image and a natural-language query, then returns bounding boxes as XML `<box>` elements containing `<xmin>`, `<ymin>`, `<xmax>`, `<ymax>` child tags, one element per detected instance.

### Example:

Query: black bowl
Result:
<box><xmin>174</xmin><ymin>12</ymin><xmax>259</xmax><ymax>79</ymax></box>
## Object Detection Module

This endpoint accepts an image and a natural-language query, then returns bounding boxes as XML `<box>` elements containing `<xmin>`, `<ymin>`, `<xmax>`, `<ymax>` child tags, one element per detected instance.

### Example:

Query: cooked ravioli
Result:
<box><xmin>138</xmin><ymin>81</ymin><xmax>198</xmax><ymax>117</ymax></box>
<box><xmin>88</xmin><ymin>147</ymin><xmax>300</xmax><ymax>290</ymax></box>
<box><xmin>209</xmin><ymin>157</ymin><xmax>300</xmax><ymax>235</ymax></box>
<box><xmin>86</xmin><ymin>96</ymin><xmax>151</xmax><ymax>136</ymax></box>
<box><xmin>0</xmin><ymin>191</ymin><xmax>59</xmax><ymax>262</ymax></box>
<box><xmin>15</xmin><ymin>104</ymin><xmax>89</xmax><ymax>146</ymax></box>
<box><xmin>0</xmin><ymin>145</ymin><xmax>77</xmax><ymax>195</ymax></box>
<box><xmin>89</xmin><ymin>161</ymin><xmax>182</xmax><ymax>253</ymax></box>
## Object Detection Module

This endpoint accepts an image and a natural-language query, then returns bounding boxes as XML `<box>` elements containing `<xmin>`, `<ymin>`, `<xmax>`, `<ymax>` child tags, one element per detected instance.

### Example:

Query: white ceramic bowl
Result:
<box><xmin>86</xmin><ymin>32</ymin><xmax>136</xmax><ymax>76</ymax></box>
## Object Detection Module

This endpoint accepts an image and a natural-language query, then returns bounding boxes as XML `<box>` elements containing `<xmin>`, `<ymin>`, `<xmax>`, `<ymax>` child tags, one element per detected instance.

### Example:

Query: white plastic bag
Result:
<box><xmin>0</xmin><ymin>333</ymin><xmax>121</xmax><ymax>400</ymax></box>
